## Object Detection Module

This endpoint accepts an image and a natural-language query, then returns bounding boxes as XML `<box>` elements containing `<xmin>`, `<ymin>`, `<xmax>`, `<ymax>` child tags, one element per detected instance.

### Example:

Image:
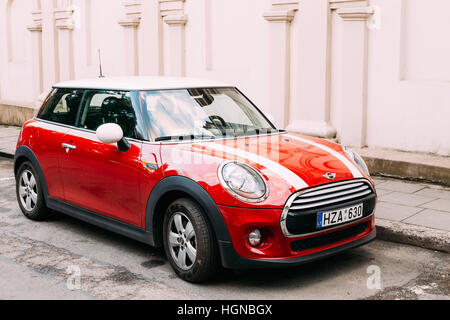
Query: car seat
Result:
<box><xmin>101</xmin><ymin>97</ymin><xmax>137</xmax><ymax>138</ymax></box>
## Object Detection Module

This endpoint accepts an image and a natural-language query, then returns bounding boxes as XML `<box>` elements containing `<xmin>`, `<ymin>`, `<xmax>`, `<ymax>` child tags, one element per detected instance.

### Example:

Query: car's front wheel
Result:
<box><xmin>16</xmin><ymin>161</ymin><xmax>52</xmax><ymax>221</ymax></box>
<box><xmin>163</xmin><ymin>198</ymin><xmax>220</xmax><ymax>283</ymax></box>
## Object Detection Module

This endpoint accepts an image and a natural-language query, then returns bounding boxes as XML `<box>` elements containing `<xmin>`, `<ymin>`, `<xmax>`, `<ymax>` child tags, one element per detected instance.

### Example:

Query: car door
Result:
<box><xmin>58</xmin><ymin>90</ymin><xmax>144</xmax><ymax>227</ymax></box>
<box><xmin>34</xmin><ymin>89</ymin><xmax>84</xmax><ymax>200</ymax></box>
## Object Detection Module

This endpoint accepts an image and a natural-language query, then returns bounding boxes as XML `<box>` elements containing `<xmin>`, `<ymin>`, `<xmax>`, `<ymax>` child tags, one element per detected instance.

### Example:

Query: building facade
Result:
<box><xmin>0</xmin><ymin>0</ymin><xmax>449</xmax><ymax>156</ymax></box>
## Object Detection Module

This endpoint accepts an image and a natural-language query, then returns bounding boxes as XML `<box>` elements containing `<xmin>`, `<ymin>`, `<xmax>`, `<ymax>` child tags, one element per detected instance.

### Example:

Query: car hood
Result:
<box><xmin>159</xmin><ymin>132</ymin><xmax>366</xmax><ymax>208</ymax></box>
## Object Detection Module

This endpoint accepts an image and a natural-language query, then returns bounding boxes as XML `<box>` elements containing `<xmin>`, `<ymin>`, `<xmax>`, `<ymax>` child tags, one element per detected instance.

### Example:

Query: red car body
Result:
<box><xmin>14</xmin><ymin>77</ymin><xmax>376</xmax><ymax>271</ymax></box>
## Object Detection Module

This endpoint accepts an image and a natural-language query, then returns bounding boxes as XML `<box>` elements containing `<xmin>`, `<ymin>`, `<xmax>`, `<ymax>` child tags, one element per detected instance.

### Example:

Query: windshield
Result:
<box><xmin>139</xmin><ymin>88</ymin><xmax>278</xmax><ymax>142</ymax></box>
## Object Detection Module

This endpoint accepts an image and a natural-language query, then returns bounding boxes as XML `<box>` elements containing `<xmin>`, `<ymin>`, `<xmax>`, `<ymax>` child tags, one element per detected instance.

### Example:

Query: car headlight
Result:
<box><xmin>219</xmin><ymin>162</ymin><xmax>268</xmax><ymax>203</ymax></box>
<box><xmin>343</xmin><ymin>147</ymin><xmax>371</xmax><ymax>177</ymax></box>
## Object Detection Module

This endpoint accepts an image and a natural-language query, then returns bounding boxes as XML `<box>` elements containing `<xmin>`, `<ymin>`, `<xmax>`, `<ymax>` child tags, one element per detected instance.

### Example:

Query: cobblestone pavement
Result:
<box><xmin>374</xmin><ymin>177</ymin><xmax>450</xmax><ymax>232</ymax></box>
<box><xmin>0</xmin><ymin>158</ymin><xmax>448</xmax><ymax>300</ymax></box>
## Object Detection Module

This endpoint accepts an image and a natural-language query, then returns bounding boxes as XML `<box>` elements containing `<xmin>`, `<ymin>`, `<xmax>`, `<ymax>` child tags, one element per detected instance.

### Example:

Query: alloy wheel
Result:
<box><xmin>167</xmin><ymin>212</ymin><xmax>197</xmax><ymax>270</ymax></box>
<box><xmin>19</xmin><ymin>170</ymin><xmax>38</xmax><ymax>212</ymax></box>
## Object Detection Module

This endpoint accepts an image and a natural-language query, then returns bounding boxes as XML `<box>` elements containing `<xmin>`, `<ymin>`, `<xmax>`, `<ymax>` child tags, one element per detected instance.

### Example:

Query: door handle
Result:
<box><xmin>62</xmin><ymin>143</ymin><xmax>77</xmax><ymax>150</ymax></box>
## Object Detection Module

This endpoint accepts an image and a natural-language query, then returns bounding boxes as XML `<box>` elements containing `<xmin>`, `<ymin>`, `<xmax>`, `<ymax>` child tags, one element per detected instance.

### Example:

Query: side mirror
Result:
<box><xmin>96</xmin><ymin>123</ymin><xmax>131</xmax><ymax>152</ymax></box>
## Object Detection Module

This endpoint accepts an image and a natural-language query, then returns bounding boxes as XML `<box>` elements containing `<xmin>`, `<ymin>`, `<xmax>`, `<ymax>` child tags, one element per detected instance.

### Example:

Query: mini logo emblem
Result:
<box><xmin>323</xmin><ymin>173</ymin><xmax>337</xmax><ymax>180</ymax></box>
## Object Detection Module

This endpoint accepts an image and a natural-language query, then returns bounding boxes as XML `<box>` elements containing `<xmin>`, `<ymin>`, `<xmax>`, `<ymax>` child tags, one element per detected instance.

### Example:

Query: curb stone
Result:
<box><xmin>357</xmin><ymin>148</ymin><xmax>450</xmax><ymax>187</ymax></box>
<box><xmin>0</xmin><ymin>151</ymin><xmax>14</xmax><ymax>160</ymax></box>
<box><xmin>376</xmin><ymin>218</ymin><xmax>450</xmax><ymax>253</ymax></box>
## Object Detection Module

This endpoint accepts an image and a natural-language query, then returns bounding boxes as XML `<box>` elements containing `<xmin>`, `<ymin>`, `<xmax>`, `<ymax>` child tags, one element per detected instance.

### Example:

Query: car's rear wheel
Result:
<box><xmin>16</xmin><ymin>161</ymin><xmax>52</xmax><ymax>221</ymax></box>
<box><xmin>163</xmin><ymin>198</ymin><xmax>220</xmax><ymax>283</ymax></box>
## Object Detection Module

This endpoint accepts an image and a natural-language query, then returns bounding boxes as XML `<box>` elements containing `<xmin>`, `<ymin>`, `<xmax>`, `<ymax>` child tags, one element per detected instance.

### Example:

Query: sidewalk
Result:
<box><xmin>0</xmin><ymin>126</ymin><xmax>20</xmax><ymax>159</ymax></box>
<box><xmin>0</xmin><ymin>126</ymin><xmax>449</xmax><ymax>252</ymax></box>
<box><xmin>373</xmin><ymin>176</ymin><xmax>450</xmax><ymax>252</ymax></box>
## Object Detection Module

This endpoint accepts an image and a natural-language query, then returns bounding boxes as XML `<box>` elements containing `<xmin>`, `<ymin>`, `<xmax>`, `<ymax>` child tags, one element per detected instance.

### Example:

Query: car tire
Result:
<box><xmin>16</xmin><ymin>161</ymin><xmax>53</xmax><ymax>221</ymax></box>
<box><xmin>163</xmin><ymin>198</ymin><xmax>220</xmax><ymax>283</ymax></box>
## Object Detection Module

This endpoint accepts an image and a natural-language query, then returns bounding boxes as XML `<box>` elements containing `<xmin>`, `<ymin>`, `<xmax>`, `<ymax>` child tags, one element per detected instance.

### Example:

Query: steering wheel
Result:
<box><xmin>209</xmin><ymin>115</ymin><xmax>227</xmax><ymax>128</ymax></box>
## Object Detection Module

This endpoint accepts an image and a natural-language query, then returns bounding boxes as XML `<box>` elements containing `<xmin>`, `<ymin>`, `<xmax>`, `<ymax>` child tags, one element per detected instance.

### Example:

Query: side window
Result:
<box><xmin>37</xmin><ymin>89</ymin><xmax>84</xmax><ymax>126</ymax></box>
<box><xmin>79</xmin><ymin>90</ymin><xmax>138</xmax><ymax>139</ymax></box>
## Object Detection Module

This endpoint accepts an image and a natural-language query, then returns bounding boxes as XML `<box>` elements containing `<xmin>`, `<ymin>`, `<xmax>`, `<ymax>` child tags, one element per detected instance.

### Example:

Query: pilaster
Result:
<box><xmin>263</xmin><ymin>1</ymin><xmax>298</xmax><ymax>128</ymax></box>
<box><xmin>27</xmin><ymin>6</ymin><xmax>43</xmax><ymax>99</ymax></box>
<box><xmin>160</xmin><ymin>0</ymin><xmax>188</xmax><ymax>76</ymax></box>
<box><xmin>54</xmin><ymin>3</ymin><xmax>75</xmax><ymax>81</ymax></box>
<box><xmin>332</xmin><ymin>0</ymin><xmax>373</xmax><ymax>147</ymax></box>
<box><xmin>119</xmin><ymin>0</ymin><xmax>143</xmax><ymax>75</ymax></box>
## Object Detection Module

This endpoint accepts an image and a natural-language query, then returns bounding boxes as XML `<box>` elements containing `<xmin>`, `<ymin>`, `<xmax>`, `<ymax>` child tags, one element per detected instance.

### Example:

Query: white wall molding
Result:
<box><xmin>329</xmin><ymin>0</ymin><xmax>368</xmax><ymax>10</ymax></box>
<box><xmin>160</xmin><ymin>0</ymin><xmax>188</xmax><ymax>26</ymax></box>
<box><xmin>163</xmin><ymin>14</ymin><xmax>188</xmax><ymax>25</ymax></box>
<box><xmin>118</xmin><ymin>0</ymin><xmax>142</xmax><ymax>28</ymax></box>
<box><xmin>270</xmin><ymin>0</ymin><xmax>299</xmax><ymax>11</ymax></box>
<box><xmin>27</xmin><ymin>9</ymin><xmax>43</xmax><ymax>32</ymax></box>
<box><xmin>160</xmin><ymin>0</ymin><xmax>185</xmax><ymax>18</ymax></box>
<box><xmin>263</xmin><ymin>10</ymin><xmax>296</xmax><ymax>23</ymax></box>
<box><xmin>337</xmin><ymin>6</ymin><xmax>374</xmax><ymax>21</ymax></box>
<box><xmin>54</xmin><ymin>7</ymin><xmax>75</xmax><ymax>30</ymax></box>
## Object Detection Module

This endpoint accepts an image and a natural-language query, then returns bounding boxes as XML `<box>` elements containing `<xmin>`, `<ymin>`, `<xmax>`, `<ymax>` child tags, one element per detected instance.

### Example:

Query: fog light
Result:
<box><xmin>248</xmin><ymin>229</ymin><xmax>262</xmax><ymax>247</ymax></box>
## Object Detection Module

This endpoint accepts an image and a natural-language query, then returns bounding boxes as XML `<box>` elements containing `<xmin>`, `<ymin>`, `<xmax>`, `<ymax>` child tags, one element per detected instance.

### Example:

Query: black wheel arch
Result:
<box><xmin>145</xmin><ymin>176</ymin><xmax>232</xmax><ymax>248</ymax></box>
<box><xmin>14</xmin><ymin>146</ymin><xmax>49</xmax><ymax>201</ymax></box>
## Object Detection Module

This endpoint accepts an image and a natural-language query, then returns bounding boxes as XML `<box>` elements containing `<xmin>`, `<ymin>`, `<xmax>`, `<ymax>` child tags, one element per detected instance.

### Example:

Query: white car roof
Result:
<box><xmin>53</xmin><ymin>76</ymin><xmax>233</xmax><ymax>91</ymax></box>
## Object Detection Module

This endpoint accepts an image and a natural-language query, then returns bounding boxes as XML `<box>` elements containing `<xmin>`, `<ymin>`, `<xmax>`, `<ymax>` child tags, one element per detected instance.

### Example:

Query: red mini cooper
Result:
<box><xmin>14</xmin><ymin>77</ymin><xmax>376</xmax><ymax>282</ymax></box>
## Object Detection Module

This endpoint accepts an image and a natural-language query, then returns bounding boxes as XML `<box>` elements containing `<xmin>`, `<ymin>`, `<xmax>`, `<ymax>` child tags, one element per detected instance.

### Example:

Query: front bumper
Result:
<box><xmin>219</xmin><ymin>229</ymin><xmax>376</xmax><ymax>269</ymax></box>
<box><xmin>217</xmin><ymin>204</ymin><xmax>376</xmax><ymax>269</ymax></box>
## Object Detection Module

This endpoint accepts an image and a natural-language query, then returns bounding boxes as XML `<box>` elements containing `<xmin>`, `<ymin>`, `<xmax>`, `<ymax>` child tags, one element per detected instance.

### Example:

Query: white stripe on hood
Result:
<box><xmin>195</xmin><ymin>142</ymin><xmax>309</xmax><ymax>190</ymax></box>
<box><xmin>285</xmin><ymin>134</ymin><xmax>363</xmax><ymax>178</ymax></box>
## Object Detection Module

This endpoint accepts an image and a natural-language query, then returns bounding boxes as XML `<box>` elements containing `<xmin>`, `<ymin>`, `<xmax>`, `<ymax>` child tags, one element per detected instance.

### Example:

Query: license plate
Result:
<box><xmin>317</xmin><ymin>204</ymin><xmax>364</xmax><ymax>229</ymax></box>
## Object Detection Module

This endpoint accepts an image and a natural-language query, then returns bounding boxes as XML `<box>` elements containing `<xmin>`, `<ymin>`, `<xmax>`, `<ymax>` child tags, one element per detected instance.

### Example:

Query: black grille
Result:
<box><xmin>291</xmin><ymin>222</ymin><xmax>369</xmax><ymax>252</ymax></box>
<box><xmin>283</xmin><ymin>179</ymin><xmax>376</xmax><ymax>236</ymax></box>
<box><xmin>290</xmin><ymin>180</ymin><xmax>372</xmax><ymax>210</ymax></box>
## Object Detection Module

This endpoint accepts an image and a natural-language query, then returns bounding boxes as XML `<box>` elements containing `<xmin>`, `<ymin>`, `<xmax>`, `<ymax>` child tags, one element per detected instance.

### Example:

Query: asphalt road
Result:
<box><xmin>0</xmin><ymin>158</ymin><xmax>448</xmax><ymax>300</ymax></box>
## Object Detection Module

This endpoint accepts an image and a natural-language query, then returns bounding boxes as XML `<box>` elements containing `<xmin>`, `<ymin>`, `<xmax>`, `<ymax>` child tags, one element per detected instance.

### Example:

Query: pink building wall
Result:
<box><xmin>0</xmin><ymin>0</ymin><xmax>448</xmax><ymax>156</ymax></box>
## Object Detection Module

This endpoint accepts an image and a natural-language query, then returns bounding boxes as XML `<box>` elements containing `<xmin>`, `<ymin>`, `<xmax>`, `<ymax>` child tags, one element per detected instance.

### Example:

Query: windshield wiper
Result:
<box><xmin>155</xmin><ymin>129</ymin><xmax>284</xmax><ymax>142</ymax></box>
<box><xmin>155</xmin><ymin>135</ymin><xmax>216</xmax><ymax>142</ymax></box>
<box><xmin>230</xmin><ymin>128</ymin><xmax>285</xmax><ymax>137</ymax></box>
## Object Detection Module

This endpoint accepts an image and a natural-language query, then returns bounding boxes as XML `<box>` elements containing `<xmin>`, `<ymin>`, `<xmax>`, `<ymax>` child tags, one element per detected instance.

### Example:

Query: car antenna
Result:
<box><xmin>98</xmin><ymin>49</ymin><xmax>105</xmax><ymax>78</ymax></box>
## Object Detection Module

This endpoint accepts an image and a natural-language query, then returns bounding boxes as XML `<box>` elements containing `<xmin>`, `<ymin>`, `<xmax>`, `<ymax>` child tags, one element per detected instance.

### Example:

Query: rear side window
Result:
<box><xmin>37</xmin><ymin>88</ymin><xmax>84</xmax><ymax>126</ymax></box>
